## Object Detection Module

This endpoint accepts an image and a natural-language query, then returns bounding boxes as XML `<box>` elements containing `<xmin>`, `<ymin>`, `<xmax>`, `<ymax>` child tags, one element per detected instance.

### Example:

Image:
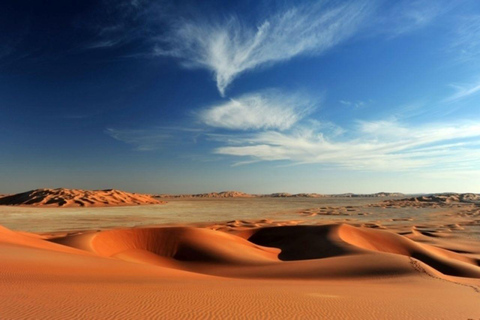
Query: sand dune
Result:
<box><xmin>156</xmin><ymin>190</ymin><xmax>254</xmax><ymax>198</ymax></box>
<box><xmin>2</xmin><ymin>220</ymin><xmax>480</xmax><ymax>319</ymax></box>
<box><xmin>373</xmin><ymin>193</ymin><xmax>480</xmax><ymax>209</ymax></box>
<box><xmin>156</xmin><ymin>191</ymin><xmax>405</xmax><ymax>198</ymax></box>
<box><xmin>337</xmin><ymin>224</ymin><xmax>480</xmax><ymax>277</ymax></box>
<box><xmin>47</xmin><ymin>223</ymin><xmax>480</xmax><ymax>280</ymax></box>
<box><xmin>0</xmin><ymin>188</ymin><xmax>165</xmax><ymax>207</ymax></box>
<box><xmin>54</xmin><ymin>227</ymin><xmax>280</xmax><ymax>266</ymax></box>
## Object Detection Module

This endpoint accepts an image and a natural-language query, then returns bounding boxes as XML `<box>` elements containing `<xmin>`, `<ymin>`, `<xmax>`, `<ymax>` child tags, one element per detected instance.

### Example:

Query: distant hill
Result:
<box><xmin>0</xmin><ymin>188</ymin><xmax>165</xmax><ymax>207</ymax></box>
<box><xmin>371</xmin><ymin>193</ymin><xmax>480</xmax><ymax>208</ymax></box>
<box><xmin>261</xmin><ymin>193</ymin><xmax>325</xmax><ymax>198</ymax></box>
<box><xmin>332</xmin><ymin>192</ymin><xmax>405</xmax><ymax>198</ymax></box>
<box><xmin>155</xmin><ymin>191</ymin><xmax>405</xmax><ymax>198</ymax></box>
<box><xmin>407</xmin><ymin>193</ymin><xmax>479</xmax><ymax>204</ymax></box>
<box><xmin>156</xmin><ymin>191</ymin><xmax>254</xmax><ymax>198</ymax></box>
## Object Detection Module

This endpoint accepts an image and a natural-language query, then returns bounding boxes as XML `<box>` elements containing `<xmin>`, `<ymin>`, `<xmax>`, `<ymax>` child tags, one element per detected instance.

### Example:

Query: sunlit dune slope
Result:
<box><xmin>48</xmin><ymin>223</ymin><xmax>480</xmax><ymax>279</ymax></box>
<box><xmin>2</xmin><ymin>222</ymin><xmax>480</xmax><ymax>319</ymax></box>
<box><xmin>0</xmin><ymin>188</ymin><xmax>164</xmax><ymax>207</ymax></box>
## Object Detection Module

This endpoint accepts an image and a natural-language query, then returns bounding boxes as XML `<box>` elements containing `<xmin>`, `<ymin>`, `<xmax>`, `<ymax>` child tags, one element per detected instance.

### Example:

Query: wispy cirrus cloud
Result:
<box><xmin>379</xmin><ymin>0</ymin><xmax>449</xmax><ymax>36</ymax></box>
<box><xmin>156</xmin><ymin>1</ymin><xmax>373</xmax><ymax>96</ymax></box>
<box><xmin>213</xmin><ymin>120</ymin><xmax>480</xmax><ymax>171</ymax></box>
<box><xmin>198</xmin><ymin>90</ymin><xmax>316</xmax><ymax>131</ymax></box>
<box><xmin>81</xmin><ymin>0</ymin><xmax>457</xmax><ymax>95</ymax></box>
<box><xmin>106</xmin><ymin>128</ymin><xmax>173</xmax><ymax>151</ymax></box>
<box><xmin>449</xmin><ymin>14</ymin><xmax>480</xmax><ymax>63</ymax></box>
<box><xmin>445</xmin><ymin>80</ymin><xmax>480</xmax><ymax>102</ymax></box>
<box><xmin>106</xmin><ymin>126</ymin><xmax>204</xmax><ymax>151</ymax></box>
<box><xmin>339</xmin><ymin>100</ymin><xmax>365</xmax><ymax>108</ymax></box>
<box><xmin>79</xmin><ymin>0</ymin><xmax>165</xmax><ymax>51</ymax></box>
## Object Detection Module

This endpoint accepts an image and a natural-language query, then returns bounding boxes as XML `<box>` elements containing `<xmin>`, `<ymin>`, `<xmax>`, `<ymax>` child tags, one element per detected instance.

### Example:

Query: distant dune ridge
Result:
<box><xmin>409</xmin><ymin>193</ymin><xmax>480</xmax><ymax>203</ymax></box>
<box><xmin>156</xmin><ymin>191</ymin><xmax>405</xmax><ymax>198</ymax></box>
<box><xmin>373</xmin><ymin>193</ymin><xmax>480</xmax><ymax>208</ymax></box>
<box><xmin>0</xmin><ymin>188</ymin><xmax>164</xmax><ymax>207</ymax></box>
<box><xmin>157</xmin><ymin>190</ymin><xmax>254</xmax><ymax>198</ymax></box>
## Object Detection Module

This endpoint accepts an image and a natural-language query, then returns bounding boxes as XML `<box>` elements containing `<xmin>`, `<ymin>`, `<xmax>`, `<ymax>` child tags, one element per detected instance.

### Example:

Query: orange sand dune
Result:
<box><xmin>53</xmin><ymin>227</ymin><xmax>280</xmax><ymax>265</ymax></box>
<box><xmin>0</xmin><ymin>188</ymin><xmax>165</xmax><ymax>207</ymax></box>
<box><xmin>51</xmin><ymin>224</ymin><xmax>480</xmax><ymax>280</ymax></box>
<box><xmin>2</xmin><ymin>222</ymin><xmax>480</xmax><ymax>319</ymax></box>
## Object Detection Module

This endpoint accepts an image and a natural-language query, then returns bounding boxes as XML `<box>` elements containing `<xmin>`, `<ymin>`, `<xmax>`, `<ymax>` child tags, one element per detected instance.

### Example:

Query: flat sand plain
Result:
<box><xmin>1</xmin><ymin>197</ymin><xmax>479</xmax><ymax>319</ymax></box>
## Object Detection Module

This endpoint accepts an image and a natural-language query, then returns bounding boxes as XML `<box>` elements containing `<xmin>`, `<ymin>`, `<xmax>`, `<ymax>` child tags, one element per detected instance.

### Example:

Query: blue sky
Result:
<box><xmin>1</xmin><ymin>0</ymin><xmax>480</xmax><ymax>194</ymax></box>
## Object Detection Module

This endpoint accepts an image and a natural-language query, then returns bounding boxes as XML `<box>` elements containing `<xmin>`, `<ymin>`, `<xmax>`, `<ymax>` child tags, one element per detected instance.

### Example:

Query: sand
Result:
<box><xmin>1</xmin><ymin>194</ymin><xmax>480</xmax><ymax>319</ymax></box>
<box><xmin>0</xmin><ymin>188</ymin><xmax>164</xmax><ymax>207</ymax></box>
<box><xmin>1</xmin><ymin>214</ymin><xmax>480</xmax><ymax>319</ymax></box>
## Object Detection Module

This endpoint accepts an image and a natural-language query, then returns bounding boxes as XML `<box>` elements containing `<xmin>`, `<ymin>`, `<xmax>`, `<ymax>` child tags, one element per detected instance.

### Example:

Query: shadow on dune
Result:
<box><xmin>84</xmin><ymin>227</ymin><xmax>279</xmax><ymax>265</ymax></box>
<box><xmin>336</xmin><ymin>224</ymin><xmax>480</xmax><ymax>278</ymax></box>
<box><xmin>49</xmin><ymin>224</ymin><xmax>480</xmax><ymax>279</ymax></box>
<box><xmin>247</xmin><ymin>225</ymin><xmax>357</xmax><ymax>260</ymax></box>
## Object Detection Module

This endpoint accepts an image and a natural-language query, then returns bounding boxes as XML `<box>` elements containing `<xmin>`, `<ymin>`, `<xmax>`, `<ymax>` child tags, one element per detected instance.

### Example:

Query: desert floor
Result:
<box><xmin>1</xmin><ymin>197</ymin><xmax>479</xmax><ymax>319</ymax></box>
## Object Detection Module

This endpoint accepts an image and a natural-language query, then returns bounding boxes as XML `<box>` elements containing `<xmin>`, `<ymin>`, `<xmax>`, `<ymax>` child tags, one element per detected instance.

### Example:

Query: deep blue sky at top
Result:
<box><xmin>1</xmin><ymin>0</ymin><xmax>480</xmax><ymax>194</ymax></box>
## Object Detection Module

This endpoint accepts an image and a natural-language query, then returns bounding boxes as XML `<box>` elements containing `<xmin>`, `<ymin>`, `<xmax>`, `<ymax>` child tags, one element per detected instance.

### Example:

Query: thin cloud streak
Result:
<box><xmin>105</xmin><ymin>126</ymin><xmax>206</xmax><ymax>151</ymax></box>
<box><xmin>339</xmin><ymin>100</ymin><xmax>365</xmax><ymax>108</ymax></box>
<box><xmin>445</xmin><ymin>80</ymin><xmax>480</xmax><ymax>102</ymax></box>
<box><xmin>214</xmin><ymin>121</ymin><xmax>480</xmax><ymax>171</ymax></box>
<box><xmin>157</xmin><ymin>1</ymin><xmax>373</xmax><ymax>96</ymax></box>
<box><xmin>79</xmin><ymin>0</ymin><xmax>166</xmax><ymax>52</ymax></box>
<box><xmin>381</xmin><ymin>0</ymin><xmax>447</xmax><ymax>36</ymax></box>
<box><xmin>106</xmin><ymin>128</ymin><xmax>173</xmax><ymax>151</ymax></box>
<box><xmin>198</xmin><ymin>90</ymin><xmax>316</xmax><ymax>131</ymax></box>
<box><xmin>449</xmin><ymin>14</ymin><xmax>480</xmax><ymax>63</ymax></box>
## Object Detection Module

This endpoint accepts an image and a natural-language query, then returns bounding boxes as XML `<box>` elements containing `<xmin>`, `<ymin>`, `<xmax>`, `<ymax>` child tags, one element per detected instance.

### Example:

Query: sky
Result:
<box><xmin>1</xmin><ymin>0</ymin><xmax>480</xmax><ymax>194</ymax></box>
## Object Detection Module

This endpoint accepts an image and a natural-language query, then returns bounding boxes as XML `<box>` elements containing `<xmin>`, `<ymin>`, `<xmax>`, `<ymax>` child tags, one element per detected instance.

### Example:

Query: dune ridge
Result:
<box><xmin>2</xmin><ymin>221</ymin><xmax>480</xmax><ymax>319</ymax></box>
<box><xmin>373</xmin><ymin>193</ymin><xmax>480</xmax><ymax>208</ymax></box>
<box><xmin>156</xmin><ymin>191</ymin><xmax>405</xmax><ymax>198</ymax></box>
<box><xmin>47</xmin><ymin>223</ymin><xmax>480</xmax><ymax>279</ymax></box>
<box><xmin>157</xmin><ymin>190</ymin><xmax>254</xmax><ymax>198</ymax></box>
<box><xmin>0</xmin><ymin>188</ymin><xmax>164</xmax><ymax>207</ymax></box>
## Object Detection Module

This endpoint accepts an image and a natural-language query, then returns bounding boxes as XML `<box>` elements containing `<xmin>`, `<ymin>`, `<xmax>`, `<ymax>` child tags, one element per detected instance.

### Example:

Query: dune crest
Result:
<box><xmin>157</xmin><ymin>190</ymin><xmax>254</xmax><ymax>198</ymax></box>
<box><xmin>156</xmin><ymin>191</ymin><xmax>405</xmax><ymax>198</ymax></box>
<box><xmin>0</xmin><ymin>188</ymin><xmax>165</xmax><ymax>207</ymax></box>
<box><xmin>46</xmin><ymin>223</ymin><xmax>480</xmax><ymax>280</ymax></box>
<box><xmin>373</xmin><ymin>193</ymin><xmax>480</xmax><ymax>208</ymax></box>
<box><xmin>2</xmin><ymin>221</ymin><xmax>480</xmax><ymax>319</ymax></box>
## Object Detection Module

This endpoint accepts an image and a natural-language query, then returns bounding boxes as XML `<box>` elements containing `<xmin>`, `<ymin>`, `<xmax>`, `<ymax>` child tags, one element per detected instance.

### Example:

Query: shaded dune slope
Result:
<box><xmin>90</xmin><ymin>228</ymin><xmax>279</xmax><ymax>264</ymax></box>
<box><xmin>49</xmin><ymin>224</ymin><xmax>480</xmax><ymax>279</ymax></box>
<box><xmin>3</xmin><ymin>224</ymin><xmax>480</xmax><ymax>319</ymax></box>
<box><xmin>0</xmin><ymin>188</ymin><xmax>164</xmax><ymax>207</ymax></box>
<box><xmin>337</xmin><ymin>224</ymin><xmax>480</xmax><ymax>277</ymax></box>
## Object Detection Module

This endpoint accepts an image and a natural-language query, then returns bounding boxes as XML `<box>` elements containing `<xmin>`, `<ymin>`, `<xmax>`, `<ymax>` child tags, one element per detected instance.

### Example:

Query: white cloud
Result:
<box><xmin>106</xmin><ymin>126</ymin><xmax>206</xmax><ymax>151</ymax></box>
<box><xmin>339</xmin><ymin>100</ymin><xmax>365</xmax><ymax>108</ymax></box>
<box><xmin>445</xmin><ymin>80</ymin><xmax>480</xmax><ymax>102</ymax></box>
<box><xmin>157</xmin><ymin>1</ymin><xmax>372</xmax><ymax>95</ymax></box>
<box><xmin>105</xmin><ymin>128</ymin><xmax>173</xmax><ymax>151</ymax></box>
<box><xmin>378</xmin><ymin>0</ymin><xmax>450</xmax><ymax>37</ymax></box>
<box><xmin>80</xmin><ymin>0</ymin><xmax>165</xmax><ymax>51</ymax></box>
<box><xmin>449</xmin><ymin>15</ymin><xmax>480</xmax><ymax>63</ymax></box>
<box><xmin>198</xmin><ymin>90</ymin><xmax>316</xmax><ymax>131</ymax></box>
<box><xmin>214</xmin><ymin>120</ymin><xmax>480</xmax><ymax>171</ymax></box>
